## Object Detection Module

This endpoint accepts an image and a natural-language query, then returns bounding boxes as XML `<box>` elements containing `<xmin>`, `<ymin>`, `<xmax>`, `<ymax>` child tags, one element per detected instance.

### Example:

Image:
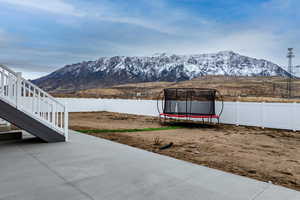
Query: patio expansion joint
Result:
<box><xmin>17</xmin><ymin>145</ymin><xmax>96</xmax><ymax>200</ymax></box>
<box><xmin>250</xmin><ymin>182</ymin><xmax>272</xmax><ymax>200</ymax></box>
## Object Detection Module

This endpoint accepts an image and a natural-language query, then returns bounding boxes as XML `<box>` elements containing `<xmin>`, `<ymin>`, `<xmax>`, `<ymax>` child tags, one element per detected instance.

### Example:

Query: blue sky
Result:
<box><xmin>0</xmin><ymin>0</ymin><xmax>299</xmax><ymax>79</ymax></box>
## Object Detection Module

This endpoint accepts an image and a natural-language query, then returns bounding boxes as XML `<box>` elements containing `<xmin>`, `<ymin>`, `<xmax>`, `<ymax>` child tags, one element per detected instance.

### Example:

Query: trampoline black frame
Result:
<box><xmin>157</xmin><ymin>88</ymin><xmax>224</xmax><ymax>123</ymax></box>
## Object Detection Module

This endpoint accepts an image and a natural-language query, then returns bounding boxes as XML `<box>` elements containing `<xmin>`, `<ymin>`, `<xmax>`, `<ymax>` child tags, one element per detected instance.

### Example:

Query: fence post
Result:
<box><xmin>64</xmin><ymin>103</ymin><xmax>69</xmax><ymax>142</ymax></box>
<box><xmin>16</xmin><ymin>72</ymin><xmax>22</xmax><ymax>109</ymax></box>
<box><xmin>236</xmin><ymin>100</ymin><xmax>239</xmax><ymax>126</ymax></box>
<box><xmin>0</xmin><ymin>70</ymin><xmax>4</xmax><ymax>96</ymax></box>
<box><xmin>293</xmin><ymin>102</ymin><xmax>297</xmax><ymax>132</ymax></box>
<box><xmin>51</xmin><ymin>103</ymin><xmax>55</xmax><ymax>127</ymax></box>
<box><xmin>261</xmin><ymin>102</ymin><xmax>265</xmax><ymax>129</ymax></box>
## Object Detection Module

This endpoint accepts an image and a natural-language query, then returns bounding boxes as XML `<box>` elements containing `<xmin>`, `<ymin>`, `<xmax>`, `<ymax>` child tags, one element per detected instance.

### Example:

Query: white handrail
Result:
<box><xmin>0</xmin><ymin>64</ymin><xmax>68</xmax><ymax>140</ymax></box>
<box><xmin>0</xmin><ymin>64</ymin><xmax>18</xmax><ymax>76</ymax></box>
<box><xmin>22</xmin><ymin>76</ymin><xmax>65</xmax><ymax>107</ymax></box>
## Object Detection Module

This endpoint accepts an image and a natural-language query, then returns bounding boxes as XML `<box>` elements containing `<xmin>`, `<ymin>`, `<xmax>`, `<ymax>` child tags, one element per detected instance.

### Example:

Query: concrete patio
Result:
<box><xmin>0</xmin><ymin>131</ymin><xmax>299</xmax><ymax>200</ymax></box>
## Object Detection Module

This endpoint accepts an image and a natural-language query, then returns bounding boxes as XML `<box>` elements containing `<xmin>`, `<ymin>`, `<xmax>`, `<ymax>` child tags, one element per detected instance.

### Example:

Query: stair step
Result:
<box><xmin>0</xmin><ymin>98</ymin><xmax>66</xmax><ymax>143</ymax></box>
<box><xmin>0</xmin><ymin>130</ymin><xmax>22</xmax><ymax>141</ymax></box>
<box><xmin>0</xmin><ymin>64</ymin><xmax>68</xmax><ymax>142</ymax></box>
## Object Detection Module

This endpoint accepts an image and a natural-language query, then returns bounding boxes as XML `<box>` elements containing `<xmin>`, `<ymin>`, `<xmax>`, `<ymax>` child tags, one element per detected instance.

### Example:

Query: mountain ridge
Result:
<box><xmin>33</xmin><ymin>51</ymin><xmax>291</xmax><ymax>93</ymax></box>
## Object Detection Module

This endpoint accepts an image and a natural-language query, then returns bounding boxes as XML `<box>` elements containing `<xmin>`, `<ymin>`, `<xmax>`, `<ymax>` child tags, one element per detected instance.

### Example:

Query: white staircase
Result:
<box><xmin>0</xmin><ymin>64</ymin><xmax>68</xmax><ymax>142</ymax></box>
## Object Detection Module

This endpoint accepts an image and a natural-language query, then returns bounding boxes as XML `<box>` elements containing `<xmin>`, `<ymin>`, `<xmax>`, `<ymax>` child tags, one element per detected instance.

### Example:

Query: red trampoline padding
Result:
<box><xmin>160</xmin><ymin>113</ymin><xmax>220</xmax><ymax>119</ymax></box>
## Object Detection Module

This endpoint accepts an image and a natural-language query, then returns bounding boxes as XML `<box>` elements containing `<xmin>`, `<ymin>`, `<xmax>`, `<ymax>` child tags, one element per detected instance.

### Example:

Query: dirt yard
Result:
<box><xmin>70</xmin><ymin>112</ymin><xmax>300</xmax><ymax>191</ymax></box>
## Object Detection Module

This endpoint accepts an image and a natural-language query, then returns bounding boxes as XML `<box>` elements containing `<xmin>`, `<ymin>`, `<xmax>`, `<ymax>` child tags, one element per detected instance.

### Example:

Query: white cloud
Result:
<box><xmin>96</xmin><ymin>16</ymin><xmax>173</xmax><ymax>34</ymax></box>
<box><xmin>1</xmin><ymin>0</ymin><xmax>299</xmax><ymax>77</ymax></box>
<box><xmin>205</xmin><ymin>31</ymin><xmax>285</xmax><ymax>64</ymax></box>
<box><xmin>0</xmin><ymin>29</ymin><xmax>13</xmax><ymax>46</ymax></box>
<box><xmin>0</xmin><ymin>0</ymin><xmax>210</xmax><ymax>35</ymax></box>
<box><xmin>0</xmin><ymin>29</ymin><xmax>6</xmax><ymax>42</ymax></box>
<box><xmin>18</xmin><ymin>70</ymin><xmax>47</xmax><ymax>80</ymax></box>
<box><xmin>91</xmin><ymin>0</ymin><xmax>211</xmax><ymax>35</ymax></box>
<box><xmin>120</xmin><ymin>29</ymin><xmax>293</xmax><ymax>68</ymax></box>
<box><xmin>0</xmin><ymin>0</ymin><xmax>84</xmax><ymax>16</ymax></box>
<box><xmin>262</xmin><ymin>0</ymin><xmax>296</xmax><ymax>11</ymax></box>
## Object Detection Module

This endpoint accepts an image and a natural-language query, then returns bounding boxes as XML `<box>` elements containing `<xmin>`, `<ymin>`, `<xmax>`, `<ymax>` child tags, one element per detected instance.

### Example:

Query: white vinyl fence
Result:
<box><xmin>58</xmin><ymin>98</ymin><xmax>300</xmax><ymax>131</ymax></box>
<box><xmin>217</xmin><ymin>101</ymin><xmax>300</xmax><ymax>131</ymax></box>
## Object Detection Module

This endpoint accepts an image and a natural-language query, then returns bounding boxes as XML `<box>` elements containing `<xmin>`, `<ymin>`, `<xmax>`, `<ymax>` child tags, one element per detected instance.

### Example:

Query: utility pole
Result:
<box><xmin>287</xmin><ymin>48</ymin><xmax>295</xmax><ymax>98</ymax></box>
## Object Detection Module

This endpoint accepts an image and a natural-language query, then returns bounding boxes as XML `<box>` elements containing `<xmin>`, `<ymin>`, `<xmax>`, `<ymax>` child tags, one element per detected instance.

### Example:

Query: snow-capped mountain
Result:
<box><xmin>33</xmin><ymin>51</ymin><xmax>291</xmax><ymax>92</ymax></box>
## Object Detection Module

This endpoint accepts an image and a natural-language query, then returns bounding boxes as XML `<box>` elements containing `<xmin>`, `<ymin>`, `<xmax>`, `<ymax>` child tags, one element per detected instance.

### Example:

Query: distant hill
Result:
<box><xmin>52</xmin><ymin>76</ymin><xmax>300</xmax><ymax>103</ymax></box>
<box><xmin>33</xmin><ymin>51</ymin><xmax>291</xmax><ymax>93</ymax></box>
<box><xmin>296</xmin><ymin>65</ymin><xmax>300</xmax><ymax>77</ymax></box>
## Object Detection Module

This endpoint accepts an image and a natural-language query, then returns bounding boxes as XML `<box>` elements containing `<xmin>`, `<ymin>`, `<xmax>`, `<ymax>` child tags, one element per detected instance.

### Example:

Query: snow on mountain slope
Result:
<box><xmin>33</xmin><ymin>51</ymin><xmax>291</xmax><ymax>92</ymax></box>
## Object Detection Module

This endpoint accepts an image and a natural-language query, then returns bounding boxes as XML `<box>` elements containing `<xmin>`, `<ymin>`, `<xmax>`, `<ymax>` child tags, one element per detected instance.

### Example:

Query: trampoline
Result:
<box><xmin>157</xmin><ymin>88</ymin><xmax>224</xmax><ymax>123</ymax></box>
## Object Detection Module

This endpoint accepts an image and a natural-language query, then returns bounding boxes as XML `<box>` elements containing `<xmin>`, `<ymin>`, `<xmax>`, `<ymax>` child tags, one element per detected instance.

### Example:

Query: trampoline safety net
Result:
<box><xmin>163</xmin><ymin>88</ymin><xmax>217</xmax><ymax>116</ymax></box>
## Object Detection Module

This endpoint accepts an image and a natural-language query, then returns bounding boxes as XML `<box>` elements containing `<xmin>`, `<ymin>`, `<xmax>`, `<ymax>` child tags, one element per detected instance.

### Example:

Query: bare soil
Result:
<box><xmin>70</xmin><ymin>112</ymin><xmax>300</xmax><ymax>191</ymax></box>
<box><xmin>70</xmin><ymin>112</ymin><xmax>162</xmax><ymax>130</ymax></box>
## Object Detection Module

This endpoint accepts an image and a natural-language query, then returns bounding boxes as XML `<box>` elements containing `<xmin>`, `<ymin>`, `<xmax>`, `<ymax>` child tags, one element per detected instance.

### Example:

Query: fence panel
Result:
<box><xmin>58</xmin><ymin>98</ymin><xmax>300</xmax><ymax>131</ymax></box>
<box><xmin>216</xmin><ymin>102</ymin><xmax>236</xmax><ymax>124</ymax></box>
<box><xmin>294</xmin><ymin>103</ymin><xmax>300</xmax><ymax>131</ymax></box>
<box><xmin>238</xmin><ymin>102</ymin><xmax>262</xmax><ymax>127</ymax></box>
<box><xmin>219</xmin><ymin>102</ymin><xmax>300</xmax><ymax>131</ymax></box>
<box><xmin>263</xmin><ymin>103</ymin><xmax>293</xmax><ymax>130</ymax></box>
